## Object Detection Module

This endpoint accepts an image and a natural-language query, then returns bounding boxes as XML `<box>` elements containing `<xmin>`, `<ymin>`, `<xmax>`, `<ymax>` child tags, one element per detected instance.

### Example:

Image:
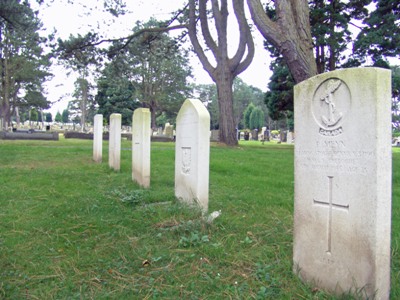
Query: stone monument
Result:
<box><xmin>175</xmin><ymin>99</ymin><xmax>210</xmax><ymax>212</ymax></box>
<box><xmin>109</xmin><ymin>113</ymin><xmax>121</xmax><ymax>171</ymax></box>
<box><xmin>293</xmin><ymin>68</ymin><xmax>392</xmax><ymax>299</ymax></box>
<box><xmin>93</xmin><ymin>114</ymin><xmax>103</xmax><ymax>163</ymax></box>
<box><xmin>132</xmin><ymin>108</ymin><xmax>151</xmax><ymax>188</ymax></box>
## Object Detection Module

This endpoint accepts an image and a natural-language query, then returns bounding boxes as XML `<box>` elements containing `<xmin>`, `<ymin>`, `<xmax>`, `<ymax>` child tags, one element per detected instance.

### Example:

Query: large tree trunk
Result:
<box><xmin>188</xmin><ymin>0</ymin><xmax>254</xmax><ymax>146</ymax></box>
<box><xmin>247</xmin><ymin>0</ymin><xmax>317</xmax><ymax>83</ymax></box>
<box><xmin>215</xmin><ymin>68</ymin><xmax>237</xmax><ymax>145</ymax></box>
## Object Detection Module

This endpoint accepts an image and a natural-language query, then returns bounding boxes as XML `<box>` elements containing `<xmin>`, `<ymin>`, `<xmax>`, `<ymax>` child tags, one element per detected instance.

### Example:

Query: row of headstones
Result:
<box><xmin>92</xmin><ymin>99</ymin><xmax>210</xmax><ymax>212</ymax></box>
<box><xmin>92</xmin><ymin>68</ymin><xmax>392</xmax><ymax>299</ymax></box>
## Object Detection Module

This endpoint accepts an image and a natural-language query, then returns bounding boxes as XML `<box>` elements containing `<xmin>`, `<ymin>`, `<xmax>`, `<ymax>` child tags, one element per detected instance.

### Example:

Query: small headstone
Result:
<box><xmin>252</xmin><ymin>129</ymin><xmax>258</xmax><ymax>140</ymax></box>
<box><xmin>287</xmin><ymin>131</ymin><xmax>294</xmax><ymax>144</ymax></box>
<box><xmin>132</xmin><ymin>108</ymin><xmax>151</xmax><ymax>188</ymax></box>
<box><xmin>165</xmin><ymin>123</ymin><xmax>174</xmax><ymax>138</ymax></box>
<box><xmin>175</xmin><ymin>99</ymin><xmax>210</xmax><ymax>212</ymax></box>
<box><xmin>293</xmin><ymin>68</ymin><xmax>392</xmax><ymax>299</ymax></box>
<box><xmin>93</xmin><ymin>114</ymin><xmax>103</xmax><ymax>163</ymax></box>
<box><xmin>210</xmin><ymin>129</ymin><xmax>219</xmax><ymax>142</ymax></box>
<box><xmin>109</xmin><ymin>113</ymin><xmax>121</xmax><ymax>171</ymax></box>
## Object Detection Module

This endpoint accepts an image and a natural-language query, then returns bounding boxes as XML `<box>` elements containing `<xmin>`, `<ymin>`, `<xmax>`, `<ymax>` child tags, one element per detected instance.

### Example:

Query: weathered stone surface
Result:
<box><xmin>132</xmin><ymin>108</ymin><xmax>151</xmax><ymax>188</ymax></box>
<box><xmin>93</xmin><ymin>114</ymin><xmax>103</xmax><ymax>163</ymax></box>
<box><xmin>109</xmin><ymin>113</ymin><xmax>121</xmax><ymax>171</ymax></box>
<box><xmin>175</xmin><ymin>99</ymin><xmax>210</xmax><ymax>212</ymax></box>
<box><xmin>293</xmin><ymin>68</ymin><xmax>392</xmax><ymax>299</ymax></box>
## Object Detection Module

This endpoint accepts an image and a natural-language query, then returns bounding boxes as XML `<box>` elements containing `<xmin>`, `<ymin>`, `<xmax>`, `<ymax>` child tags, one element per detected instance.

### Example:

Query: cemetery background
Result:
<box><xmin>0</xmin><ymin>137</ymin><xmax>399</xmax><ymax>299</ymax></box>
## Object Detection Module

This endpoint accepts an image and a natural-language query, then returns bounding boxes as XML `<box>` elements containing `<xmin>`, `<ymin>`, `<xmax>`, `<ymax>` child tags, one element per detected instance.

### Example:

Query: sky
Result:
<box><xmin>36</xmin><ymin>0</ymin><xmax>272</xmax><ymax>116</ymax></box>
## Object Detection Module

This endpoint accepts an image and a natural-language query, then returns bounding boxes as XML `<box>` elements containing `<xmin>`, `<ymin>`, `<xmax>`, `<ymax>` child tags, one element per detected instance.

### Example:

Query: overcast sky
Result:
<box><xmin>37</xmin><ymin>0</ymin><xmax>272</xmax><ymax>115</ymax></box>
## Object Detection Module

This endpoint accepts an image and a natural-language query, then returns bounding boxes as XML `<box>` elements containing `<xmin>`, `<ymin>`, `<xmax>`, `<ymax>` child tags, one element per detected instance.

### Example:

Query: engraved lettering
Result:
<box><xmin>319</xmin><ymin>127</ymin><xmax>343</xmax><ymax>136</ymax></box>
<box><xmin>181</xmin><ymin>147</ymin><xmax>191</xmax><ymax>174</ymax></box>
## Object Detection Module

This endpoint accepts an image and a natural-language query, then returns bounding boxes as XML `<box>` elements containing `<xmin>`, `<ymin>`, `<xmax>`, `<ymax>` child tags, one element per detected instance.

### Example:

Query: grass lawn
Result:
<box><xmin>0</xmin><ymin>137</ymin><xmax>399</xmax><ymax>299</ymax></box>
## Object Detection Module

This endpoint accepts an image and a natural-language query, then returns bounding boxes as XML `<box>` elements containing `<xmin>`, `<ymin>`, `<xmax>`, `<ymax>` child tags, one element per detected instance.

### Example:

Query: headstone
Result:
<box><xmin>280</xmin><ymin>130</ymin><xmax>287</xmax><ymax>142</ymax></box>
<box><xmin>244</xmin><ymin>131</ymin><xmax>250</xmax><ymax>140</ymax></box>
<box><xmin>93</xmin><ymin>114</ymin><xmax>103</xmax><ymax>163</ymax></box>
<box><xmin>260</xmin><ymin>126</ymin><xmax>267</xmax><ymax>140</ymax></box>
<box><xmin>210</xmin><ymin>129</ymin><xmax>219</xmax><ymax>142</ymax></box>
<box><xmin>132</xmin><ymin>108</ymin><xmax>151</xmax><ymax>188</ymax></box>
<box><xmin>252</xmin><ymin>129</ymin><xmax>258</xmax><ymax>140</ymax></box>
<box><xmin>175</xmin><ymin>99</ymin><xmax>210</xmax><ymax>212</ymax></box>
<box><xmin>293</xmin><ymin>68</ymin><xmax>392</xmax><ymax>299</ymax></box>
<box><xmin>109</xmin><ymin>113</ymin><xmax>121</xmax><ymax>171</ymax></box>
<box><xmin>287</xmin><ymin>131</ymin><xmax>294</xmax><ymax>144</ymax></box>
<box><xmin>165</xmin><ymin>123</ymin><xmax>174</xmax><ymax>138</ymax></box>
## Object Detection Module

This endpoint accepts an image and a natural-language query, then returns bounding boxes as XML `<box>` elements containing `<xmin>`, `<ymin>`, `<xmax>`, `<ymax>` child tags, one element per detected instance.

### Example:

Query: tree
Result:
<box><xmin>354</xmin><ymin>0</ymin><xmax>400</xmax><ymax>63</ymax></box>
<box><xmin>249</xmin><ymin>106</ymin><xmax>264</xmax><ymax>130</ymax></box>
<box><xmin>96</xmin><ymin>74</ymin><xmax>139</xmax><ymax>125</ymax></box>
<box><xmin>309</xmin><ymin>0</ymin><xmax>372</xmax><ymax>73</ymax></box>
<box><xmin>45</xmin><ymin>112</ymin><xmax>52</xmax><ymax>123</ymax></box>
<box><xmin>262</xmin><ymin>0</ymin><xmax>386</xmax><ymax>126</ymax></box>
<box><xmin>264</xmin><ymin>60</ymin><xmax>294</xmax><ymax>121</ymax></box>
<box><xmin>243</xmin><ymin>102</ymin><xmax>255</xmax><ymax>129</ymax></box>
<box><xmin>61</xmin><ymin>109</ymin><xmax>69</xmax><ymax>124</ymax></box>
<box><xmin>188</xmin><ymin>0</ymin><xmax>255</xmax><ymax>146</ymax></box>
<box><xmin>232</xmin><ymin>78</ymin><xmax>266</xmax><ymax>129</ymax></box>
<box><xmin>247</xmin><ymin>0</ymin><xmax>317</xmax><ymax>83</ymax></box>
<box><xmin>56</xmin><ymin>33</ymin><xmax>99</xmax><ymax>131</ymax></box>
<box><xmin>99</xmin><ymin>19</ymin><xmax>192</xmax><ymax>129</ymax></box>
<box><xmin>0</xmin><ymin>0</ymin><xmax>52</xmax><ymax>128</ymax></box>
<box><xmin>55</xmin><ymin>111</ymin><xmax>62</xmax><ymax>123</ymax></box>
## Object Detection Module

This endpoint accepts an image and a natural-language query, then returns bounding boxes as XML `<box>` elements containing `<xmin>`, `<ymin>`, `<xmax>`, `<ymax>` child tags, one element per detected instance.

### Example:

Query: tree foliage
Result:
<box><xmin>263</xmin><ymin>0</ymin><xmax>399</xmax><ymax>128</ymax></box>
<box><xmin>354</xmin><ymin>0</ymin><xmax>400</xmax><ymax>63</ymax></box>
<box><xmin>243</xmin><ymin>103</ymin><xmax>255</xmax><ymax>129</ymax></box>
<box><xmin>249</xmin><ymin>106</ymin><xmax>264</xmax><ymax>130</ymax></box>
<box><xmin>0</xmin><ymin>0</ymin><xmax>52</xmax><ymax>128</ymax></box>
<box><xmin>56</xmin><ymin>33</ymin><xmax>100</xmax><ymax>131</ymax></box>
<box><xmin>97</xmin><ymin>19</ymin><xmax>192</xmax><ymax>128</ymax></box>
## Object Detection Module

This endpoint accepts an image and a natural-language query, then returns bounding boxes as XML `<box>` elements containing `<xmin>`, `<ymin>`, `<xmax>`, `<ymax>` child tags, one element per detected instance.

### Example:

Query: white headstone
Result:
<box><xmin>93</xmin><ymin>114</ymin><xmax>103</xmax><ymax>163</ymax></box>
<box><xmin>132</xmin><ymin>108</ymin><xmax>151</xmax><ymax>188</ymax></box>
<box><xmin>165</xmin><ymin>123</ymin><xmax>174</xmax><ymax>138</ymax></box>
<box><xmin>293</xmin><ymin>68</ymin><xmax>392</xmax><ymax>299</ymax></box>
<box><xmin>175</xmin><ymin>99</ymin><xmax>210</xmax><ymax>212</ymax></box>
<box><xmin>109</xmin><ymin>113</ymin><xmax>121</xmax><ymax>171</ymax></box>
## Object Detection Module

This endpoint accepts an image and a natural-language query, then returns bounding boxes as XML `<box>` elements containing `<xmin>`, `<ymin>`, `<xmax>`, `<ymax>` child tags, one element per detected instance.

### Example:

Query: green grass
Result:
<box><xmin>0</xmin><ymin>137</ymin><xmax>398</xmax><ymax>299</ymax></box>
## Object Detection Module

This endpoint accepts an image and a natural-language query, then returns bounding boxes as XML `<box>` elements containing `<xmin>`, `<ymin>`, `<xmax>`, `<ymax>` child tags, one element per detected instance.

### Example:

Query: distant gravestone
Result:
<box><xmin>109</xmin><ymin>113</ymin><xmax>121</xmax><ymax>171</ymax></box>
<box><xmin>175</xmin><ymin>99</ymin><xmax>210</xmax><ymax>212</ymax></box>
<box><xmin>293</xmin><ymin>68</ymin><xmax>392</xmax><ymax>299</ymax></box>
<box><xmin>93</xmin><ymin>114</ymin><xmax>103</xmax><ymax>163</ymax></box>
<box><xmin>132</xmin><ymin>108</ymin><xmax>151</xmax><ymax>188</ymax></box>
<box><xmin>165</xmin><ymin>123</ymin><xmax>174</xmax><ymax>138</ymax></box>
<box><xmin>287</xmin><ymin>131</ymin><xmax>294</xmax><ymax>144</ymax></box>
<box><xmin>210</xmin><ymin>129</ymin><xmax>219</xmax><ymax>142</ymax></box>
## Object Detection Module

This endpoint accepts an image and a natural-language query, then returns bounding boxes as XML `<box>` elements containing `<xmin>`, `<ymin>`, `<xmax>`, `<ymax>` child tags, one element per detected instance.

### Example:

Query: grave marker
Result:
<box><xmin>109</xmin><ymin>113</ymin><xmax>121</xmax><ymax>171</ymax></box>
<box><xmin>175</xmin><ymin>99</ymin><xmax>210</xmax><ymax>212</ymax></box>
<box><xmin>293</xmin><ymin>68</ymin><xmax>392</xmax><ymax>299</ymax></box>
<box><xmin>93</xmin><ymin>114</ymin><xmax>103</xmax><ymax>163</ymax></box>
<box><xmin>132</xmin><ymin>108</ymin><xmax>151</xmax><ymax>188</ymax></box>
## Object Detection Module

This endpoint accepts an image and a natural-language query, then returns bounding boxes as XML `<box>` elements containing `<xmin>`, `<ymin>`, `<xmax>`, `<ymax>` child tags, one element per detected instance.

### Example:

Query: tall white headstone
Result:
<box><xmin>175</xmin><ymin>99</ymin><xmax>210</xmax><ymax>212</ymax></box>
<box><xmin>109</xmin><ymin>113</ymin><xmax>121</xmax><ymax>171</ymax></box>
<box><xmin>93</xmin><ymin>114</ymin><xmax>103</xmax><ymax>163</ymax></box>
<box><xmin>293</xmin><ymin>68</ymin><xmax>392</xmax><ymax>299</ymax></box>
<box><xmin>132</xmin><ymin>108</ymin><xmax>151</xmax><ymax>188</ymax></box>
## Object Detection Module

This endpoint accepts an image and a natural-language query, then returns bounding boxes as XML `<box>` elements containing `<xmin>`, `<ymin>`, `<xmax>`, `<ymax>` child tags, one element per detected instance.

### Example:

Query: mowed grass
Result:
<box><xmin>0</xmin><ymin>137</ymin><xmax>398</xmax><ymax>299</ymax></box>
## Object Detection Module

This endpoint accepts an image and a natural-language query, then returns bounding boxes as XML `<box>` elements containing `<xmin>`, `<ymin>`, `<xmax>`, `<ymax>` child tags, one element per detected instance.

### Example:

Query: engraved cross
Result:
<box><xmin>313</xmin><ymin>176</ymin><xmax>349</xmax><ymax>254</ymax></box>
